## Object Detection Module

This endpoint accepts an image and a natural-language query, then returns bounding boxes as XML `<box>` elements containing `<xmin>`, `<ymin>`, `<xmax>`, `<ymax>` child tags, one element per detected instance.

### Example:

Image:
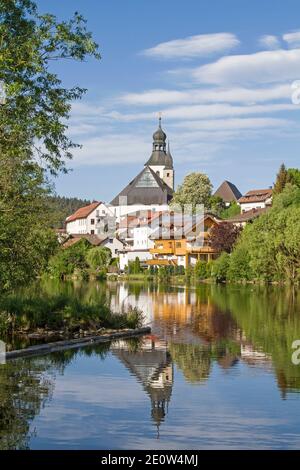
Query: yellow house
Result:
<box><xmin>147</xmin><ymin>213</ymin><xmax>221</xmax><ymax>268</ymax></box>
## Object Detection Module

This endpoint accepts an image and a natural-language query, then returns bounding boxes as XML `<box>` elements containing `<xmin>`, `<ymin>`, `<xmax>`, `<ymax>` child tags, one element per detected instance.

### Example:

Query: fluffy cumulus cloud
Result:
<box><xmin>192</xmin><ymin>48</ymin><xmax>300</xmax><ymax>84</ymax></box>
<box><xmin>141</xmin><ymin>33</ymin><xmax>240</xmax><ymax>59</ymax></box>
<box><xmin>120</xmin><ymin>84</ymin><xmax>291</xmax><ymax>106</ymax></box>
<box><xmin>259</xmin><ymin>35</ymin><xmax>281</xmax><ymax>50</ymax></box>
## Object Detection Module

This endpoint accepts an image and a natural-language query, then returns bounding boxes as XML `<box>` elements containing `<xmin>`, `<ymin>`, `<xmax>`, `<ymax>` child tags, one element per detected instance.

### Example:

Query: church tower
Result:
<box><xmin>145</xmin><ymin>117</ymin><xmax>174</xmax><ymax>190</ymax></box>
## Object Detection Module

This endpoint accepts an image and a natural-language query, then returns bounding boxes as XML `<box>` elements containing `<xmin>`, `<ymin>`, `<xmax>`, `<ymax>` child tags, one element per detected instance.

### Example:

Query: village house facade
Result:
<box><xmin>65</xmin><ymin>201</ymin><xmax>114</xmax><ymax>235</ymax></box>
<box><xmin>238</xmin><ymin>189</ymin><xmax>272</xmax><ymax>213</ymax></box>
<box><xmin>147</xmin><ymin>213</ymin><xmax>222</xmax><ymax>269</ymax></box>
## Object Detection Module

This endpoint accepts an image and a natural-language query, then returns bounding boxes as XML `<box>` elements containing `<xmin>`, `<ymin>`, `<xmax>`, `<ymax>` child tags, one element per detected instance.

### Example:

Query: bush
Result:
<box><xmin>0</xmin><ymin>292</ymin><xmax>143</xmax><ymax>334</ymax></box>
<box><xmin>86</xmin><ymin>246</ymin><xmax>112</xmax><ymax>270</ymax></box>
<box><xmin>128</xmin><ymin>257</ymin><xmax>142</xmax><ymax>274</ymax></box>
<box><xmin>227</xmin><ymin>245</ymin><xmax>253</xmax><ymax>281</ymax></box>
<box><xmin>48</xmin><ymin>239</ymin><xmax>90</xmax><ymax>278</ymax></box>
<box><xmin>194</xmin><ymin>260</ymin><xmax>209</xmax><ymax>279</ymax></box>
<box><xmin>211</xmin><ymin>253</ymin><xmax>230</xmax><ymax>282</ymax></box>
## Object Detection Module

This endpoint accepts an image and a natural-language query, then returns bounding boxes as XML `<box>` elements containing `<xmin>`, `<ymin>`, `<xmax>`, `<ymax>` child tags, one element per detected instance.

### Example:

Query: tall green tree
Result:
<box><xmin>273</xmin><ymin>163</ymin><xmax>289</xmax><ymax>195</ymax></box>
<box><xmin>0</xmin><ymin>0</ymin><xmax>100</xmax><ymax>289</ymax></box>
<box><xmin>0</xmin><ymin>0</ymin><xmax>100</xmax><ymax>173</ymax></box>
<box><xmin>0</xmin><ymin>158</ymin><xmax>59</xmax><ymax>289</ymax></box>
<box><xmin>171</xmin><ymin>172</ymin><xmax>212</xmax><ymax>211</ymax></box>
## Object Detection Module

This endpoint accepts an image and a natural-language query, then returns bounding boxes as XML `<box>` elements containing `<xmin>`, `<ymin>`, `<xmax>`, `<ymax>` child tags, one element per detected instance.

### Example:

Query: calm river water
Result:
<box><xmin>0</xmin><ymin>281</ymin><xmax>300</xmax><ymax>449</ymax></box>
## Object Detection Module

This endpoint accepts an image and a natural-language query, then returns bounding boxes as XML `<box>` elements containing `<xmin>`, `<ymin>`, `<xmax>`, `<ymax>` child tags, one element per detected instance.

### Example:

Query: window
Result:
<box><xmin>176</xmin><ymin>242</ymin><xmax>181</xmax><ymax>248</ymax></box>
<box><xmin>167</xmin><ymin>172</ymin><xmax>170</xmax><ymax>177</ymax></box>
<box><xmin>91</xmin><ymin>219</ymin><xmax>95</xmax><ymax>225</ymax></box>
<box><xmin>91</xmin><ymin>230</ymin><xmax>94</xmax><ymax>235</ymax></box>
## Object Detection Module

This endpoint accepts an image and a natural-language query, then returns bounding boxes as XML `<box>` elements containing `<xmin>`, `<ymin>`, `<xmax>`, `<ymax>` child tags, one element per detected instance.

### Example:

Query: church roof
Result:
<box><xmin>146</xmin><ymin>118</ymin><xmax>173</xmax><ymax>169</ymax></box>
<box><xmin>110</xmin><ymin>166</ymin><xmax>173</xmax><ymax>206</ymax></box>
<box><xmin>146</xmin><ymin>149</ymin><xmax>173</xmax><ymax>168</ymax></box>
<box><xmin>214</xmin><ymin>181</ymin><xmax>242</xmax><ymax>203</ymax></box>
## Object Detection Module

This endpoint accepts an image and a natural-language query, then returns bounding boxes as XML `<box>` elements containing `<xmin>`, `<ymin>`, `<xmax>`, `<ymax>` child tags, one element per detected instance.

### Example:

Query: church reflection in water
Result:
<box><xmin>108</xmin><ymin>282</ymin><xmax>297</xmax><ymax>434</ymax></box>
<box><xmin>111</xmin><ymin>337</ymin><xmax>173</xmax><ymax>436</ymax></box>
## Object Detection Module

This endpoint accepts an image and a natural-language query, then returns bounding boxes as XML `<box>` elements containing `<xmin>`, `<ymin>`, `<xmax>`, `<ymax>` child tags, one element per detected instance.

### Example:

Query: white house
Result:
<box><xmin>102</xmin><ymin>237</ymin><xmax>125</xmax><ymax>258</ymax></box>
<box><xmin>65</xmin><ymin>201</ymin><xmax>115</xmax><ymax>235</ymax></box>
<box><xmin>238</xmin><ymin>189</ymin><xmax>273</xmax><ymax>213</ymax></box>
<box><xmin>133</xmin><ymin>226</ymin><xmax>155</xmax><ymax>251</ymax></box>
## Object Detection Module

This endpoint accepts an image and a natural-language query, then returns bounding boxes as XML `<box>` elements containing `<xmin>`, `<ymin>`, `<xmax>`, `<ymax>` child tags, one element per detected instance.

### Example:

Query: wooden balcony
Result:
<box><xmin>146</xmin><ymin>259</ymin><xmax>177</xmax><ymax>266</ymax></box>
<box><xmin>187</xmin><ymin>245</ymin><xmax>217</xmax><ymax>254</ymax></box>
<box><xmin>150</xmin><ymin>247</ymin><xmax>174</xmax><ymax>255</ymax></box>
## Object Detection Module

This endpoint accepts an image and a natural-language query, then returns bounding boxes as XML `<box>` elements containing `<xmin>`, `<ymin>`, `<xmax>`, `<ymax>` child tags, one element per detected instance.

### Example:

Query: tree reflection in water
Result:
<box><xmin>0</xmin><ymin>281</ymin><xmax>300</xmax><ymax>448</ymax></box>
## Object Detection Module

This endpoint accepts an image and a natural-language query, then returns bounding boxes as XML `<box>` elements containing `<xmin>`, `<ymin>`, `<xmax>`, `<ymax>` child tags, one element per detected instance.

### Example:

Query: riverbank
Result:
<box><xmin>5</xmin><ymin>326</ymin><xmax>151</xmax><ymax>360</ymax></box>
<box><xmin>0</xmin><ymin>289</ymin><xmax>143</xmax><ymax>341</ymax></box>
<box><xmin>116</xmin><ymin>272</ymin><xmax>298</xmax><ymax>286</ymax></box>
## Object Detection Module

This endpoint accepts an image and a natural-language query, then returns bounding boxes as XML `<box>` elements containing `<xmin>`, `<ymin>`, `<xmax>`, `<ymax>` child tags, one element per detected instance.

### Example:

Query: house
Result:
<box><xmin>62</xmin><ymin>234</ymin><xmax>124</xmax><ymax>258</ymax></box>
<box><xmin>238</xmin><ymin>189</ymin><xmax>272</xmax><ymax>213</ymax></box>
<box><xmin>117</xmin><ymin>211</ymin><xmax>162</xmax><ymax>271</ymax></box>
<box><xmin>147</xmin><ymin>213</ymin><xmax>222</xmax><ymax>268</ymax></box>
<box><xmin>110</xmin><ymin>118</ymin><xmax>174</xmax><ymax>220</ymax></box>
<box><xmin>65</xmin><ymin>201</ymin><xmax>114</xmax><ymax>235</ymax></box>
<box><xmin>226</xmin><ymin>207</ymin><xmax>268</xmax><ymax>228</ymax></box>
<box><xmin>214</xmin><ymin>180</ymin><xmax>242</xmax><ymax>206</ymax></box>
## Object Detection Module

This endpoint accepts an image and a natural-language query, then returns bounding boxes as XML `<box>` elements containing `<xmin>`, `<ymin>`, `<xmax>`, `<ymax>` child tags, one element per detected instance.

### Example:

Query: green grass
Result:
<box><xmin>0</xmin><ymin>293</ymin><xmax>143</xmax><ymax>334</ymax></box>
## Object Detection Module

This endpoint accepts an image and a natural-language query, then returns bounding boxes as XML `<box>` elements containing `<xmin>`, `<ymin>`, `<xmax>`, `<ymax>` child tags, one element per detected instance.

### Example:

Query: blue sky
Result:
<box><xmin>37</xmin><ymin>0</ymin><xmax>300</xmax><ymax>201</ymax></box>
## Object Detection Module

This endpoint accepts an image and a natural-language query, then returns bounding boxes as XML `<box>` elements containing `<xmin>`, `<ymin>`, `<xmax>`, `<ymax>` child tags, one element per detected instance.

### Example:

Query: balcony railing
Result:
<box><xmin>150</xmin><ymin>247</ymin><xmax>174</xmax><ymax>255</ymax></box>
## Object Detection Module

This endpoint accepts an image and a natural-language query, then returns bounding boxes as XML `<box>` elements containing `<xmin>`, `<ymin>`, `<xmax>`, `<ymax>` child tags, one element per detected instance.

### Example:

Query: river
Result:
<box><xmin>0</xmin><ymin>281</ymin><xmax>300</xmax><ymax>449</ymax></box>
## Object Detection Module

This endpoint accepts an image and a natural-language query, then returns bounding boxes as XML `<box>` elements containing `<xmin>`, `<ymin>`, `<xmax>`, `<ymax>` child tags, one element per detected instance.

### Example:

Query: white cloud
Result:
<box><xmin>119</xmin><ymin>84</ymin><xmax>290</xmax><ymax>106</ymax></box>
<box><xmin>175</xmin><ymin>117</ymin><xmax>292</xmax><ymax>131</ymax></box>
<box><xmin>104</xmin><ymin>102</ymin><xmax>296</xmax><ymax>123</ymax></box>
<box><xmin>162</xmin><ymin>102</ymin><xmax>296</xmax><ymax>120</ymax></box>
<box><xmin>120</xmin><ymin>89</ymin><xmax>188</xmax><ymax>106</ymax></box>
<box><xmin>192</xmin><ymin>48</ymin><xmax>300</xmax><ymax>84</ymax></box>
<box><xmin>68</xmin><ymin>113</ymin><xmax>296</xmax><ymax>168</ymax></box>
<box><xmin>283</xmin><ymin>30</ymin><xmax>300</xmax><ymax>48</ymax></box>
<box><xmin>141</xmin><ymin>33</ymin><xmax>240</xmax><ymax>59</ymax></box>
<box><xmin>259</xmin><ymin>35</ymin><xmax>281</xmax><ymax>50</ymax></box>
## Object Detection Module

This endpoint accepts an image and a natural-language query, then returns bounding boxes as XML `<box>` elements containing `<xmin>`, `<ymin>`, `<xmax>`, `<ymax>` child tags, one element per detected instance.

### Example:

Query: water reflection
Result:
<box><xmin>112</xmin><ymin>337</ymin><xmax>173</xmax><ymax>437</ymax></box>
<box><xmin>0</xmin><ymin>281</ymin><xmax>300</xmax><ymax>449</ymax></box>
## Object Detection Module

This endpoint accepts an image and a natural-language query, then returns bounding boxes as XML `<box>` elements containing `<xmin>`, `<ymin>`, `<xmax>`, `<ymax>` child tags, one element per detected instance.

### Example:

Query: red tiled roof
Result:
<box><xmin>238</xmin><ymin>189</ymin><xmax>272</xmax><ymax>204</ymax></box>
<box><xmin>66</xmin><ymin>202</ymin><xmax>101</xmax><ymax>223</ymax></box>
<box><xmin>226</xmin><ymin>207</ymin><xmax>268</xmax><ymax>223</ymax></box>
<box><xmin>62</xmin><ymin>234</ymin><xmax>107</xmax><ymax>249</ymax></box>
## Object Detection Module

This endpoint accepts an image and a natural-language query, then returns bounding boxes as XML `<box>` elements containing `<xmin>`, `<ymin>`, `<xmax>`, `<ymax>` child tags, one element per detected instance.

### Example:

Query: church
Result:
<box><xmin>110</xmin><ymin>117</ymin><xmax>174</xmax><ymax>219</ymax></box>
